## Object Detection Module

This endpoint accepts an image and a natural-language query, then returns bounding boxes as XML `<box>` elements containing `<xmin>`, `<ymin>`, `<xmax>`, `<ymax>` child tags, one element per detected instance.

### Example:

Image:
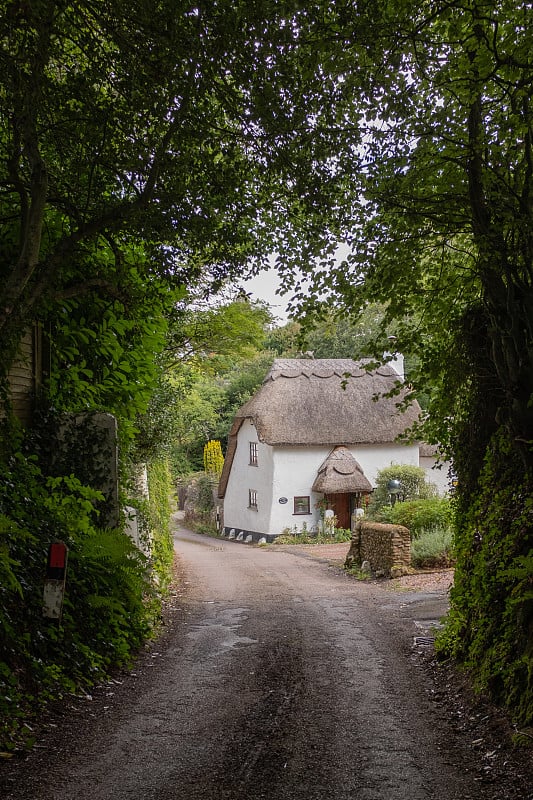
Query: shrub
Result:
<box><xmin>436</xmin><ymin>431</ymin><xmax>533</xmax><ymax>727</ymax></box>
<box><xmin>0</xmin><ymin>421</ymin><xmax>171</xmax><ymax>752</ymax></box>
<box><xmin>203</xmin><ymin>439</ymin><xmax>224</xmax><ymax>478</ymax></box>
<box><xmin>366</xmin><ymin>464</ymin><xmax>438</xmax><ymax>517</ymax></box>
<box><xmin>274</xmin><ymin>527</ymin><xmax>351</xmax><ymax>545</ymax></box>
<box><xmin>411</xmin><ymin>527</ymin><xmax>455</xmax><ymax>569</ymax></box>
<box><xmin>182</xmin><ymin>472</ymin><xmax>218</xmax><ymax>523</ymax></box>
<box><xmin>146</xmin><ymin>458</ymin><xmax>175</xmax><ymax>593</ymax></box>
<box><xmin>379</xmin><ymin>498</ymin><xmax>453</xmax><ymax>537</ymax></box>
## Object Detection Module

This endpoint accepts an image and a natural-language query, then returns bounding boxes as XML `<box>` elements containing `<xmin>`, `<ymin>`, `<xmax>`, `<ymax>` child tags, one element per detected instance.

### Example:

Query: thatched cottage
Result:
<box><xmin>218</xmin><ymin>358</ymin><xmax>445</xmax><ymax>542</ymax></box>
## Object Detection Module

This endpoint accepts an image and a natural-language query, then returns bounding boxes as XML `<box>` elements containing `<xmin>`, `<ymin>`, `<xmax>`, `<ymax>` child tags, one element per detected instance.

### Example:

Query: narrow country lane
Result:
<box><xmin>1</xmin><ymin>519</ymin><xmax>531</xmax><ymax>800</ymax></box>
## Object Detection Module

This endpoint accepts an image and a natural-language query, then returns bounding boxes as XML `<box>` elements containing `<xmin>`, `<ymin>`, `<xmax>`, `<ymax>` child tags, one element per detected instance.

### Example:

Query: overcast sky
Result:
<box><xmin>239</xmin><ymin>243</ymin><xmax>350</xmax><ymax>325</ymax></box>
<box><xmin>240</xmin><ymin>267</ymin><xmax>292</xmax><ymax>324</ymax></box>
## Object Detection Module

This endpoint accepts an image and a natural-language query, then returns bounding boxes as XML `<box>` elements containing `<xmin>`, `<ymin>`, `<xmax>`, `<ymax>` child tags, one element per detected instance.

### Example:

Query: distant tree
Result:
<box><xmin>134</xmin><ymin>299</ymin><xmax>272</xmax><ymax>467</ymax></box>
<box><xmin>299</xmin><ymin>304</ymin><xmax>394</xmax><ymax>360</ymax></box>
<box><xmin>165</xmin><ymin>298</ymin><xmax>272</xmax><ymax>372</ymax></box>
<box><xmin>264</xmin><ymin>321</ymin><xmax>302</xmax><ymax>357</ymax></box>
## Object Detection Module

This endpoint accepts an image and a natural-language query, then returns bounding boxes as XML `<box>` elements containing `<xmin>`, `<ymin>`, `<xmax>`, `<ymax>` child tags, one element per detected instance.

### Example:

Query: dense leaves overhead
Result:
<box><xmin>0</xmin><ymin>0</ymin><xmax>360</xmax><ymax>365</ymax></box>
<box><xmin>289</xmin><ymin>1</ymin><xmax>533</xmax><ymax>460</ymax></box>
<box><xmin>301</xmin><ymin>0</ymin><xmax>533</xmax><ymax>725</ymax></box>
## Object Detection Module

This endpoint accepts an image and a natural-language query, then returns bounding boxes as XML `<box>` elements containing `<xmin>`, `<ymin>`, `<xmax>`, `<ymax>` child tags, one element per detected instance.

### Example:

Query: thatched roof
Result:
<box><xmin>234</xmin><ymin>358</ymin><xmax>420</xmax><ymax>446</ymax></box>
<box><xmin>218</xmin><ymin>358</ymin><xmax>421</xmax><ymax>498</ymax></box>
<box><xmin>312</xmin><ymin>446</ymin><xmax>373</xmax><ymax>494</ymax></box>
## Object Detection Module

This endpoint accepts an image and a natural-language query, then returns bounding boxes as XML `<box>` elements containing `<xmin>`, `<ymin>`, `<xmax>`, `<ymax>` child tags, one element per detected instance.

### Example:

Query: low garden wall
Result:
<box><xmin>345</xmin><ymin>520</ymin><xmax>411</xmax><ymax>577</ymax></box>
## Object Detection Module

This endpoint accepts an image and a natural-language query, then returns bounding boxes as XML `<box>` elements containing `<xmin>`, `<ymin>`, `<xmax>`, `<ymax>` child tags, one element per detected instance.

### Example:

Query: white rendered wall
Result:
<box><xmin>420</xmin><ymin>456</ymin><xmax>452</xmax><ymax>496</ymax></box>
<box><xmin>222</xmin><ymin>419</ymin><xmax>274</xmax><ymax>535</ymax></box>
<box><xmin>269</xmin><ymin>446</ymin><xmax>326</xmax><ymax>534</ymax></box>
<box><xmin>348</xmin><ymin>442</ymin><xmax>420</xmax><ymax>487</ymax></box>
<box><xmin>223</xmin><ymin>424</ymin><xmax>423</xmax><ymax>537</ymax></box>
<box><xmin>268</xmin><ymin>442</ymin><xmax>421</xmax><ymax>536</ymax></box>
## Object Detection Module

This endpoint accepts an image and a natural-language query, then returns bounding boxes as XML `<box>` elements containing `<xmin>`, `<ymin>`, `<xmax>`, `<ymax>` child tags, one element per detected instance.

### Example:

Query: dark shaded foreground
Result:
<box><xmin>1</xmin><ymin>521</ymin><xmax>531</xmax><ymax>800</ymax></box>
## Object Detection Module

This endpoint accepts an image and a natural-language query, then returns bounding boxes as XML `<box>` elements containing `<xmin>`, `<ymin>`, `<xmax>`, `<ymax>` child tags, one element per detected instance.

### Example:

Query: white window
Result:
<box><xmin>249</xmin><ymin>442</ymin><xmax>258</xmax><ymax>466</ymax></box>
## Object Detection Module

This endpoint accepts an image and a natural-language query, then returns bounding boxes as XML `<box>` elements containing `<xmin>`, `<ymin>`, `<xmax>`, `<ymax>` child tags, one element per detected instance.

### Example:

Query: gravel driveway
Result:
<box><xmin>1</xmin><ymin>522</ymin><xmax>530</xmax><ymax>800</ymax></box>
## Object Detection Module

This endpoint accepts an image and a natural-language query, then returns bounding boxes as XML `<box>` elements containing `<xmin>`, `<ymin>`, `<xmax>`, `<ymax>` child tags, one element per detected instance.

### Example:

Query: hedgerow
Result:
<box><xmin>0</xmin><ymin>416</ymin><xmax>172</xmax><ymax>753</ymax></box>
<box><xmin>436</xmin><ymin>431</ymin><xmax>533</xmax><ymax>727</ymax></box>
<box><xmin>378</xmin><ymin>498</ymin><xmax>453</xmax><ymax>537</ymax></box>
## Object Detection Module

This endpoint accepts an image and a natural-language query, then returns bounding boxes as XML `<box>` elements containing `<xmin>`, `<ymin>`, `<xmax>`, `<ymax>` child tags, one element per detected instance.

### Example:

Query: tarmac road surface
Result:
<box><xmin>1</xmin><ymin>521</ymin><xmax>531</xmax><ymax>800</ymax></box>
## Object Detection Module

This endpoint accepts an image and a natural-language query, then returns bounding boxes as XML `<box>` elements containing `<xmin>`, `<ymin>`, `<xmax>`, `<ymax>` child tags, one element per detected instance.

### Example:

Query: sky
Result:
<box><xmin>239</xmin><ymin>267</ymin><xmax>293</xmax><ymax>324</ymax></box>
<box><xmin>239</xmin><ymin>243</ymin><xmax>350</xmax><ymax>325</ymax></box>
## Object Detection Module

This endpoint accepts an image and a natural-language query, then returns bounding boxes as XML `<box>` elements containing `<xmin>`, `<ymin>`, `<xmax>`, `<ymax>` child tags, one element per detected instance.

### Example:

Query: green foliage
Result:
<box><xmin>203</xmin><ymin>440</ymin><xmax>224</xmax><ymax>479</ymax></box>
<box><xmin>190</xmin><ymin>520</ymin><xmax>220</xmax><ymax>538</ymax></box>
<box><xmin>62</xmin><ymin>528</ymin><xmax>152</xmax><ymax>675</ymax></box>
<box><xmin>367</xmin><ymin>465</ymin><xmax>438</xmax><ymax>517</ymax></box>
<box><xmin>411</xmin><ymin>528</ymin><xmax>454</xmax><ymax>570</ymax></box>
<box><xmin>197</xmin><ymin>474</ymin><xmax>217</xmax><ymax>515</ymax></box>
<box><xmin>296</xmin><ymin>304</ymin><xmax>394</xmax><ymax>360</ymax></box>
<box><xmin>0</xmin><ymin>0</ymin><xmax>530</xmax><ymax>730</ymax></box>
<box><xmin>153</xmin><ymin>300</ymin><xmax>273</xmax><ymax>473</ymax></box>
<box><xmin>166</xmin><ymin>299</ymin><xmax>272</xmax><ymax>372</ymax></box>
<box><xmin>169</xmin><ymin>372</ymin><xmax>227</xmax><ymax>475</ymax></box>
<box><xmin>48</xmin><ymin>292</ymin><xmax>170</xmax><ymax>430</ymax></box>
<box><xmin>170</xmin><ymin>350</ymin><xmax>275</xmax><ymax>475</ymax></box>
<box><xmin>177</xmin><ymin>471</ymin><xmax>219</xmax><ymax>528</ymax></box>
<box><xmin>210</xmin><ymin>351</ymin><xmax>278</xmax><ymax>445</ymax></box>
<box><xmin>1</xmin><ymin>1</ymin><xmax>358</xmax><ymax>370</ymax></box>
<box><xmin>267</xmin><ymin>1</ymin><xmax>533</xmax><ymax>722</ymax></box>
<box><xmin>133</xmin><ymin>370</ymin><xmax>185</xmax><ymax>464</ymax></box>
<box><xmin>378</xmin><ymin>498</ymin><xmax>453</xmax><ymax>538</ymax></box>
<box><xmin>0</xmin><ymin>422</ymin><xmax>166</xmax><ymax>751</ymax></box>
<box><xmin>146</xmin><ymin>459</ymin><xmax>175</xmax><ymax>594</ymax></box>
<box><xmin>264</xmin><ymin>321</ymin><xmax>302</xmax><ymax>357</ymax></box>
<box><xmin>275</xmin><ymin>527</ymin><xmax>351</xmax><ymax>545</ymax></box>
<box><xmin>436</xmin><ymin>432</ymin><xmax>533</xmax><ymax>727</ymax></box>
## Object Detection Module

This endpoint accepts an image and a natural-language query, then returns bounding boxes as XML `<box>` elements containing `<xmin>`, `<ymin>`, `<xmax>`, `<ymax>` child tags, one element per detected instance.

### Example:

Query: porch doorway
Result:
<box><xmin>324</xmin><ymin>493</ymin><xmax>366</xmax><ymax>530</ymax></box>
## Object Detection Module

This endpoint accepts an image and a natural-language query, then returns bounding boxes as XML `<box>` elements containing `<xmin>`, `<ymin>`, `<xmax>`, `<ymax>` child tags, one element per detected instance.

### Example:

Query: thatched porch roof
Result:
<box><xmin>312</xmin><ymin>446</ymin><xmax>373</xmax><ymax>494</ymax></box>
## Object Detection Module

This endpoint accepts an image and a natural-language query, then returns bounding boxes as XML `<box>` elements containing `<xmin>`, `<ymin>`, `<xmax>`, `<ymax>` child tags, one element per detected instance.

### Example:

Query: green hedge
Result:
<box><xmin>378</xmin><ymin>498</ymin><xmax>453</xmax><ymax>537</ymax></box>
<box><xmin>0</xmin><ymin>420</ymin><xmax>174</xmax><ymax>752</ymax></box>
<box><xmin>366</xmin><ymin>464</ymin><xmax>438</xmax><ymax>516</ymax></box>
<box><xmin>436</xmin><ymin>431</ymin><xmax>533</xmax><ymax>727</ymax></box>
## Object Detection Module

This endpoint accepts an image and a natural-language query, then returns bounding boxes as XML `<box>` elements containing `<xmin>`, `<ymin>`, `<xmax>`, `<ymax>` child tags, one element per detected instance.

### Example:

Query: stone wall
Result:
<box><xmin>345</xmin><ymin>520</ymin><xmax>411</xmax><ymax>578</ymax></box>
<box><xmin>179</xmin><ymin>474</ymin><xmax>219</xmax><ymax>526</ymax></box>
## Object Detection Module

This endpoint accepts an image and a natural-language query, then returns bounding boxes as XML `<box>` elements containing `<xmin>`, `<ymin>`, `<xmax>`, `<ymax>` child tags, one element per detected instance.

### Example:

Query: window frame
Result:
<box><xmin>249</xmin><ymin>441</ymin><xmax>258</xmax><ymax>466</ymax></box>
<box><xmin>248</xmin><ymin>489</ymin><xmax>258</xmax><ymax>509</ymax></box>
<box><xmin>293</xmin><ymin>495</ymin><xmax>311</xmax><ymax>515</ymax></box>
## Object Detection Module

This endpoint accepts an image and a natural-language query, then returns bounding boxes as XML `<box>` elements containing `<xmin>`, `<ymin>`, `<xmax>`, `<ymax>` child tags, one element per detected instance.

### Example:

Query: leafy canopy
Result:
<box><xmin>0</xmin><ymin>0</ymin><xmax>359</xmax><ymax>371</ymax></box>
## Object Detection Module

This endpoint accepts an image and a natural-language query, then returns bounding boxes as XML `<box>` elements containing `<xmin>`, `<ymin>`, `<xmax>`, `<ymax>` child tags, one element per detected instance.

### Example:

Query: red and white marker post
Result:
<box><xmin>43</xmin><ymin>542</ymin><xmax>68</xmax><ymax>621</ymax></box>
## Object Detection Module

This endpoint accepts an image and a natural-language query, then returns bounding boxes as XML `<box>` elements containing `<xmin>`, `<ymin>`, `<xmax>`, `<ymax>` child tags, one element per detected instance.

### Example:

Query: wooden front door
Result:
<box><xmin>325</xmin><ymin>493</ymin><xmax>351</xmax><ymax>530</ymax></box>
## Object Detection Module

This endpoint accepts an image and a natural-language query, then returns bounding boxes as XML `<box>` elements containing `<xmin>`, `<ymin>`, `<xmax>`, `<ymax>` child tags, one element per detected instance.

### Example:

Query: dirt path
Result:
<box><xmin>1</xmin><ymin>522</ymin><xmax>531</xmax><ymax>800</ymax></box>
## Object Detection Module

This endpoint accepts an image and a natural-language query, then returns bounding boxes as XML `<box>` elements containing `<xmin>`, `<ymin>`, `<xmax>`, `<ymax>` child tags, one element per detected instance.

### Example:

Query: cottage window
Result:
<box><xmin>248</xmin><ymin>489</ymin><xmax>258</xmax><ymax>509</ymax></box>
<box><xmin>293</xmin><ymin>496</ymin><xmax>310</xmax><ymax>515</ymax></box>
<box><xmin>249</xmin><ymin>442</ymin><xmax>258</xmax><ymax>466</ymax></box>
